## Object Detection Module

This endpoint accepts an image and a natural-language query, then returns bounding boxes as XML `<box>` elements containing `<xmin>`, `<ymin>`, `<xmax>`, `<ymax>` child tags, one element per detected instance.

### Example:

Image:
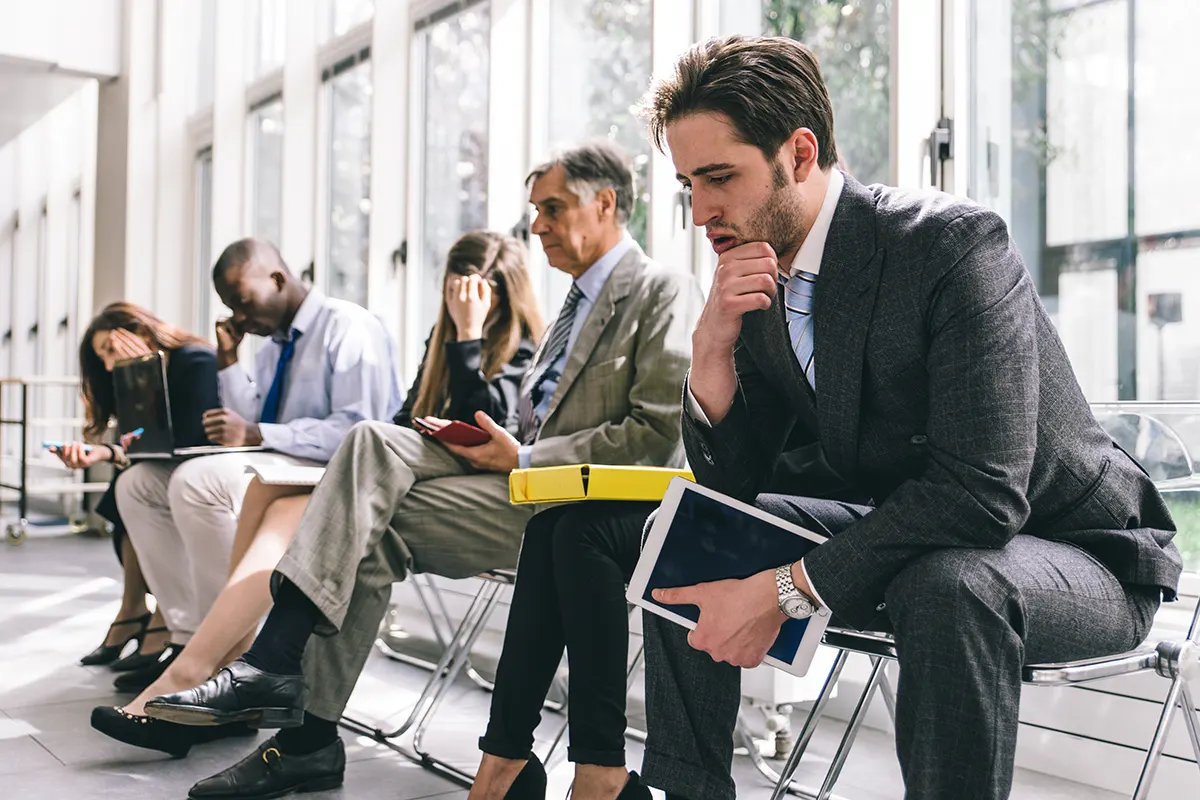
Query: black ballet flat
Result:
<box><xmin>504</xmin><ymin>752</ymin><xmax>547</xmax><ymax>800</ymax></box>
<box><xmin>90</xmin><ymin>705</ymin><xmax>256</xmax><ymax>758</ymax></box>
<box><xmin>79</xmin><ymin>612</ymin><xmax>152</xmax><ymax>666</ymax></box>
<box><xmin>109</xmin><ymin>626</ymin><xmax>171</xmax><ymax>672</ymax></box>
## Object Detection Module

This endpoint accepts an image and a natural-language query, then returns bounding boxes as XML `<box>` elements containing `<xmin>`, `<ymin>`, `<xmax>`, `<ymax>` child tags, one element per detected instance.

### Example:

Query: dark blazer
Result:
<box><xmin>393</xmin><ymin>334</ymin><xmax>537</xmax><ymax>435</ymax></box>
<box><xmin>683</xmin><ymin>175</ymin><xmax>1183</xmax><ymax>630</ymax></box>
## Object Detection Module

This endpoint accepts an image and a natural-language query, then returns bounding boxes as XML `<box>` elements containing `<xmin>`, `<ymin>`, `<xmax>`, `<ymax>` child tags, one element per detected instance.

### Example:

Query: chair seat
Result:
<box><xmin>822</xmin><ymin>626</ymin><xmax>1161</xmax><ymax>686</ymax></box>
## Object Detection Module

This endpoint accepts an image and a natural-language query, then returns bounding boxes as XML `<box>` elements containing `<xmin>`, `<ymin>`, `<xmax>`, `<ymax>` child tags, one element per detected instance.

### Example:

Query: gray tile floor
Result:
<box><xmin>0</xmin><ymin>529</ymin><xmax>1123</xmax><ymax>799</ymax></box>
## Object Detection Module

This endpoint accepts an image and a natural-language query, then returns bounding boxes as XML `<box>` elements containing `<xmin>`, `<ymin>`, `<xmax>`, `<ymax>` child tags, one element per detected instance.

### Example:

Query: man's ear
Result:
<box><xmin>595</xmin><ymin>186</ymin><xmax>618</xmax><ymax>221</ymax></box>
<box><xmin>270</xmin><ymin>271</ymin><xmax>287</xmax><ymax>291</ymax></box>
<box><xmin>789</xmin><ymin>128</ymin><xmax>820</xmax><ymax>182</ymax></box>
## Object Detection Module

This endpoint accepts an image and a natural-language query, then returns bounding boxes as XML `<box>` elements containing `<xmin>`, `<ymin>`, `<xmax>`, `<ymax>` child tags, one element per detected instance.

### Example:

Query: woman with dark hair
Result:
<box><xmin>93</xmin><ymin>230</ymin><xmax>547</xmax><ymax>757</ymax></box>
<box><xmin>51</xmin><ymin>303</ymin><xmax>219</xmax><ymax>672</ymax></box>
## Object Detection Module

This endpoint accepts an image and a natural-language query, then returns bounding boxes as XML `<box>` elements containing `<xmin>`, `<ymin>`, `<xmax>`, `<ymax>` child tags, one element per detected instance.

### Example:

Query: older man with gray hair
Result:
<box><xmin>155</xmin><ymin>140</ymin><xmax>703</xmax><ymax>800</ymax></box>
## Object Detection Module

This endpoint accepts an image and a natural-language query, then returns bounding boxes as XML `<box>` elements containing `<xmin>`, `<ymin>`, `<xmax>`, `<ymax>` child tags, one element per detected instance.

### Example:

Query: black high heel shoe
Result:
<box><xmin>79</xmin><ymin>612</ymin><xmax>152</xmax><ymax>666</ymax></box>
<box><xmin>504</xmin><ymin>753</ymin><xmax>547</xmax><ymax>800</ymax></box>
<box><xmin>90</xmin><ymin>706</ymin><xmax>256</xmax><ymax>758</ymax></box>
<box><xmin>109</xmin><ymin>626</ymin><xmax>170</xmax><ymax>672</ymax></box>
<box><xmin>113</xmin><ymin>640</ymin><xmax>185</xmax><ymax>693</ymax></box>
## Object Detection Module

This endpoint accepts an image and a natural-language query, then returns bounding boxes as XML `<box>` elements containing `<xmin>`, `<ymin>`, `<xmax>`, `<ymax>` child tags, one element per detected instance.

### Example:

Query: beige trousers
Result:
<box><xmin>273</xmin><ymin>420</ymin><xmax>533</xmax><ymax>720</ymax></box>
<box><xmin>115</xmin><ymin>451</ymin><xmax>315</xmax><ymax>641</ymax></box>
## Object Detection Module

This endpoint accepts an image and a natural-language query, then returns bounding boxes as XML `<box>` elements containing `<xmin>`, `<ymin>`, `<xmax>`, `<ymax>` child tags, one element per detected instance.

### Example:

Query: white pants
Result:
<box><xmin>115</xmin><ymin>452</ymin><xmax>314</xmax><ymax>642</ymax></box>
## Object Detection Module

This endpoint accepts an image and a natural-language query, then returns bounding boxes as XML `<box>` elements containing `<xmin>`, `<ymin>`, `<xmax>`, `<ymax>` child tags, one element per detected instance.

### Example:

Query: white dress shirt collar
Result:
<box><xmin>785</xmin><ymin>169</ymin><xmax>845</xmax><ymax>278</ymax></box>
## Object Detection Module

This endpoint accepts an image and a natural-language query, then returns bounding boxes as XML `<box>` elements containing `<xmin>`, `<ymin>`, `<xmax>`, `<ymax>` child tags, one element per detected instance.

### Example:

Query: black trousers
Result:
<box><xmin>479</xmin><ymin>500</ymin><xmax>655</xmax><ymax>767</ymax></box>
<box><xmin>640</xmin><ymin>494</ymin><xmax>1162</xmax><ymax>800</ymax></box>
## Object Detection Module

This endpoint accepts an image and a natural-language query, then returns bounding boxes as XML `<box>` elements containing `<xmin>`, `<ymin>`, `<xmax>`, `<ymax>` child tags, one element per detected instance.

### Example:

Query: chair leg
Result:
<box><xmin>1131</xmin><ymin>675</ymin><xmax>1185</xmax><ymax>800</ymax></box>
<box><xmin>764</xmin><ymin>650</ymin><xmax>850</xmax><ymax>800</ymax></box>
<box><xmin>877</xmin><ymin>666</ymin><xmax>897</xmax><ymax>727</ymax></box>
<box><xmin>816</xmin><ymin>656</ymin><xmax>886</xmax><ymax>800</ymax></box>
<box><xmin>1178</xmin><ymin>682</ymin><xmax>1200</xmax><ymax>770</ymax></box>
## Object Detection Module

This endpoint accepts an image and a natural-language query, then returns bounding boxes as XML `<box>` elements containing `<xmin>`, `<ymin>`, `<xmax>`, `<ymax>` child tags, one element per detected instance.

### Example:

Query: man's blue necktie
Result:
<box><xmin>782</xmin><ymin>271</ymin><xmax>817</xmax><ymax>389</ymax></box>
<box><xmin>259</xmin><ymin>332</ymin><xmax>301</xmax><ymax>425</ymax></box>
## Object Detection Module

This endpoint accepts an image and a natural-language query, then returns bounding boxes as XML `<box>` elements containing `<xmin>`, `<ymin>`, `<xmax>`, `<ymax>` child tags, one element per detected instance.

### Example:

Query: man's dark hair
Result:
<box><xmin>641</xmin><ymin>35</ymin><xmax>839</xmax><ymax>170</ymax></box>
<box><xmin>526</xmin><ymin>141</ymin><xmax>636</xmax><ymax>225</ymax></box>
<box><xmin>212</xmin><ymin>238</ymin><xmax>288</xmax><ymax>284</ymax></box>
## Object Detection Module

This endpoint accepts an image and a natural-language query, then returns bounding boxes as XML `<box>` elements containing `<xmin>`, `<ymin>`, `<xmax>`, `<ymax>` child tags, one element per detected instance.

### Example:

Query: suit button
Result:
<box><xmin>910</xmin><ymin>435</ymin><xmax>927</xmax><ymax>445</ymax></box>
<box><xmin>876</xmin><ymin>602</ymin><xmax>887</xmax><ymax>612</ymax></box>
<box><xmin>704</xmin><ymin>453</ymin><xmax>715</xmax><ymax>465</ymax></box>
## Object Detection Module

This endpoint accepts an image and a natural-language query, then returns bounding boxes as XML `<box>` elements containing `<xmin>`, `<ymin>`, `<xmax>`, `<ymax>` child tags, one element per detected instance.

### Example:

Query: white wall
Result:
<box><xmin>0</xmin><ymin>84</ymin><xmax>97</xmax><ymax>382</ymax></box>
<box><xmin>0</xmin><ymin>0</ymin><xmax>121</xmax><ymax>78</ymax></box>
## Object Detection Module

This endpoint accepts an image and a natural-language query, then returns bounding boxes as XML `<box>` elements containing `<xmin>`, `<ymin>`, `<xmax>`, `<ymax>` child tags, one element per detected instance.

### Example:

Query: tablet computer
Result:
<box><xmin>626</xmin><ymin>477</ymin><xmax>832</xmax><ymax>677</ymax></box>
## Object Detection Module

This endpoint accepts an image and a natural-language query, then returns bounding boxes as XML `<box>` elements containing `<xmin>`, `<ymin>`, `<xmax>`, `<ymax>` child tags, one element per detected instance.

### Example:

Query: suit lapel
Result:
<box><xmin>544</xmin><ymin>247</ymin><xmax>640</xmax><ymax>418</ymax></box>
<box><xmin>813</xmin><ymin>176</ymin><xmax>884</xmax><ymax>483</ymax></box>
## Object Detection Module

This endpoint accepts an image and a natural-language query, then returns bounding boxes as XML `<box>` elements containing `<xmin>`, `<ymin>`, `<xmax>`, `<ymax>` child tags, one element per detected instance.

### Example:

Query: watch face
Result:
<box><xmin>782</xmin><ymin>596</ymin><xmax>814</xmax><ymax>619</ymax></box>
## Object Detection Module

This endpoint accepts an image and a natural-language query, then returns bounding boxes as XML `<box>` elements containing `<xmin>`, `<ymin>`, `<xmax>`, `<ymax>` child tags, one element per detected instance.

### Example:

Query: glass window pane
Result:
<box><xmin>325</xmin><ymin>60</ymin><xmax>373</xmax><ymax>308</ymax></box>
<box><xmin>1044</xmin><ymin>2</ymin><xmax>1128</xmax><ymax>246</ymax></box>
<box><xmin>548</xmin><ymin>0</ymin><xmax>652</xmax><ymax>247</ymax></box>
<box><xmin>332</xmin><ymin>0</ymin><xmax>374</xmax><ymax>38</ymax></box>
<box><xmin>1134</xmin><ymin>0</ymin><xmax>1200</xmax><ymax>236</ymax></box>
<box><xmin>722</xmin><ymin>1</ymin><xmax>892</xmax><ymax>185</ymax></box>
<box><xmin>250</xmin><ymin>99</ymin><xmax>285</xmax><ymax>247</ymax></box>
<box><xmin>252</xmin><ymin>0</ymin><xmax>287</xmax><ymax>76</ymax></box>
<box><xmin>418</xmin><ymin>5</ymin><xmax>490</xmax><ymax>340</ymax></box>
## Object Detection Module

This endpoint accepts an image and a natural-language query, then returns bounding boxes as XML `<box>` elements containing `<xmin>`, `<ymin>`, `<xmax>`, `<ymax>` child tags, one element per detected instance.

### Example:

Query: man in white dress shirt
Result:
<box><xmin>114</xmin><ymin>239</ymin><xmax>401</xmax><ymax>688</ymax></box>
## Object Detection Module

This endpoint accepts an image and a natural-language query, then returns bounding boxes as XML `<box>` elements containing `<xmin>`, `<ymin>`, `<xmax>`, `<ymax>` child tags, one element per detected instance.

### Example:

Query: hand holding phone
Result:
<box><xmin>45</xmin><ymin>441</ymin><xmax>106</xmax><ymax>469</ymax></box>
<box><xmin>414</xmin><ymin>416</ymin><xmax>491</xmax><ymax>447</ymax></box>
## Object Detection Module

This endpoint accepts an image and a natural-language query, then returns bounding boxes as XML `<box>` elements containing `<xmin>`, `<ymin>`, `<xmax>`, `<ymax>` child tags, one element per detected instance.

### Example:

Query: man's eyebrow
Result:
<box><xmin>676</xmin><ymin>162</ymin><xmax>737</xmax><ymax>181</ymax></box>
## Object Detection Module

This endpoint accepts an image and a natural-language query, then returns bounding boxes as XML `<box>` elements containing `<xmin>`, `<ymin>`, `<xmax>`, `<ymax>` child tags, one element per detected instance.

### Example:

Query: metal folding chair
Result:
<box><xmin>340</xmin><ymin>570</ymin><xmax>518</xmax><ymax>759</ymax></box>
<box><xmin>768</xmin><ymin>596</ymin><xmax>1200</xmax><ymax>800</ymax></box>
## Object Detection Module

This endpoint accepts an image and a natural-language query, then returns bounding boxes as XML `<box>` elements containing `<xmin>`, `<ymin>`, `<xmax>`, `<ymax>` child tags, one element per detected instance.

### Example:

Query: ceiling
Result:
<box><xmin>0</xmin><ymin>58</ymin><xmax>90</xmax><ymax>149</ymax></box>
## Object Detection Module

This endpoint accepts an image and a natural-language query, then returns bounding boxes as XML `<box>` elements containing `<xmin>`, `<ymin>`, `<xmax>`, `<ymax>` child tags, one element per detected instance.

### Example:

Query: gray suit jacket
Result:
<box><xmin>683</xmin><ymin>175</ymin><xmax>1182</xmax><ymax>630</ymax></box>
<box><xmin>531</xmin><ymin>243</ymin><xmax>703</xmax><ymax>470</ymax></box>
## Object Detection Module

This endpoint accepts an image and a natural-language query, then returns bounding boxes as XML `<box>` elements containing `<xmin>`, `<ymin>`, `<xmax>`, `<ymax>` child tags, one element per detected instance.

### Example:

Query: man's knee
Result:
<box><xmin>115</xmin><ymin>463</ymin><xmax>167</xmax><ymax>508</ymax></box>
<box><xmin>885</xmin><ymin>548</ymin><xmax>1018</xmax><ymax>631</ymax></box>
<box><xmin>166</xmin><ymin>457</ymin><xmax>243</xmax><ymax>512</ymax></box>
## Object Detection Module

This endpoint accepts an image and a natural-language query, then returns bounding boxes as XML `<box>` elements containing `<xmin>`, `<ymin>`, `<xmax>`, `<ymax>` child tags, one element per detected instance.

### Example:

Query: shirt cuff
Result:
<box><xmin>518</xmin><ymin>444</ymin><xmax>532</xmax><ymax>470</ymax></box>
<box><xmin>685</xmin><ymin>383</ymin><xmax>714</xmax><ymax>428</ymax></box>
<box><xmin>257</xmin><ymin>422</ymin><xmax>291</xmax><ymax>453</ymax></box>
<box><xmin>797</xmin><ymin>558</ymin><xmax>829</xmax><ymax>610</ymax></box>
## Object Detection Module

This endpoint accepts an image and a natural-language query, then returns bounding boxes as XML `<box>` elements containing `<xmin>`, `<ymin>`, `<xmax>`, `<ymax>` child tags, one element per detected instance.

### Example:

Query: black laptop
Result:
<box><xmin>112</xmin><ymin>352</ymin><xmax>267</xmax><ymax>460</ymax></box>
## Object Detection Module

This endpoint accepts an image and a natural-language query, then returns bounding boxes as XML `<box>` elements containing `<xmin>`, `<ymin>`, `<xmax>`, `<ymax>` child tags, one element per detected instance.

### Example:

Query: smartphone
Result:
<box><xmin>43</xmin><ymin>442</ymin><xmax>93</xmax><ymax>453</ymax></box>
<box><xmin>413</xmin><ymin>418</ymin><xmax>490</xmax><ymax>447</ymax></box>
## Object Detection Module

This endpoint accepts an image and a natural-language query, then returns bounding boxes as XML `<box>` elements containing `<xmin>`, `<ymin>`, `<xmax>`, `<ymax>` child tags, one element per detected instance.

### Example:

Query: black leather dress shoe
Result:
<box><xmin>188</xmin><ymin>736</ymin><xmax>345</xmax><ymax>799</ymax></box>
<box><xmin>145</xmin><ymin>659</ymin><xmax>305</xmax><ymax>728</ymax></box>
<box><xmin>113</xmin><ymin>641</ymin><xmax>184</xmax><ymax>692</ymax></box>
<box><xmin>90</xmin><ymin>706</ymin><xmax>257</xmax><ymax>758</ymax></box>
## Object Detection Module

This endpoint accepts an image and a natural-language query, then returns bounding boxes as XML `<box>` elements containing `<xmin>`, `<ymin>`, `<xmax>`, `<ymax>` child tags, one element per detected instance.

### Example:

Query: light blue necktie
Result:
<box><xmin>781</xmin><ymin>271</ymin><xmax>817</xmax><ymax>389</ymax></box>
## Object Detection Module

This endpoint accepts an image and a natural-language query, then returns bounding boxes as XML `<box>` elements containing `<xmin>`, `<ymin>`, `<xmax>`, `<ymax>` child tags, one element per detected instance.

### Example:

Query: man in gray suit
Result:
<box><xmin>151</xmin><ymin>141</ymin><xmax>702</xmax><ymax>800</ymax></box>
<box><xmin>639</xmin><ymin>37</ymin><xmax>1181</xmax><ymax>800</ymax></box>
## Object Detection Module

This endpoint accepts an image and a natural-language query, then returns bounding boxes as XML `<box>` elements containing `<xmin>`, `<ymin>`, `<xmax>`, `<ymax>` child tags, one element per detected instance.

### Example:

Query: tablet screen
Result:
<box><xmin>640</xmin><ymin>485</ymin><xmax>822</xmax><ymax>663</ymax></box>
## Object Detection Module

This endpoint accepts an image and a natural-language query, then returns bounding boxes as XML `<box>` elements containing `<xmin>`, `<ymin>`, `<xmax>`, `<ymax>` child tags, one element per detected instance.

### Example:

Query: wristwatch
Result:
<box><xmin>776</xmin><ymin>563</ymin><xmax>819</xmax><ymax>620</ymax></box>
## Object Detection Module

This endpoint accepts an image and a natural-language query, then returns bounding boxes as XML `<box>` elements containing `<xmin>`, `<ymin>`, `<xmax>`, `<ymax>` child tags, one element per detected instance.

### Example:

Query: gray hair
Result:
<box><xmin>526</xmin><ymin>140</ymin><xmax>636</xmax><ymax>226</ymax></box>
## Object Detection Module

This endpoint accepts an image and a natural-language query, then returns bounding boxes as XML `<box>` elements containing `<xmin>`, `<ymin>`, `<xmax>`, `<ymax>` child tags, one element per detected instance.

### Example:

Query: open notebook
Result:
<box><xmin>245</xmin><ymin>464</ymin><xmax>327</xmax><ymax>486</ymax></box>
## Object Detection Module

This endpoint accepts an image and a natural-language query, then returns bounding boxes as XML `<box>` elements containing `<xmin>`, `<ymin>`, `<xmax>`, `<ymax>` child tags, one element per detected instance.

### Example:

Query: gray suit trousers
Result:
<box><xmin>641</xmin><ymin>494</ymin><xmax>1160</xmax><ymax>800</ymax></box>
<box><xmin>273</xmin><ymin>420</ymin><xmax>533</xmax><ymax>720</ymax></box>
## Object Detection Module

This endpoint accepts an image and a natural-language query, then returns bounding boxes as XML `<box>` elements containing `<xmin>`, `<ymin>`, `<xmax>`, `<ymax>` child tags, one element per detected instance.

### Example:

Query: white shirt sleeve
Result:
<box><xmin>685</xmin><ymin>382</ymin><xmax>714</xmax><ymax>428</ymax></box>
<box><xmin>218</xmin><ymin>362</ymin><xmax>261</xmax><ymax>422</ymax></box>
<box><xmin>797</xmin><ymin>558</ymin><xmax>829</xmax><ymax>610</ymax></box>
